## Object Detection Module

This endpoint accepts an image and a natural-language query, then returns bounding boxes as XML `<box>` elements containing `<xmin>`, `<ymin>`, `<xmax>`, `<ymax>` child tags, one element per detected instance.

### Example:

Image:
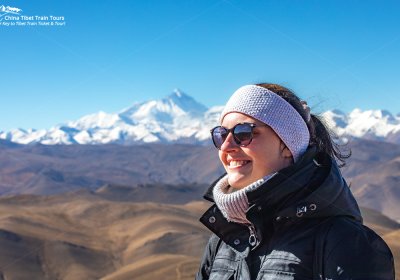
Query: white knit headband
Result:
<box><xmin>221</xmin><ymin>85</ymin><xmax>310</xmax><ymax>162</ymax></box>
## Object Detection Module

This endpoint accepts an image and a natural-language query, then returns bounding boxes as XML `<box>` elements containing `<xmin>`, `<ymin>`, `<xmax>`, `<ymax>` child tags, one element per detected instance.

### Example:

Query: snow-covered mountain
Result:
<box><xmin>322</xmin><ymin>109</ymin><xmax>400</xmax><ymax>142</ymax></box>
<box><xmin>0</xmin><ymin>89</ymin><xmax>222</xmax><ymax>145</ymax></box>
<box><xmin>1</xmin><ymin>89</ymin><xmax>400</xmax><ymax>145</ymax></box>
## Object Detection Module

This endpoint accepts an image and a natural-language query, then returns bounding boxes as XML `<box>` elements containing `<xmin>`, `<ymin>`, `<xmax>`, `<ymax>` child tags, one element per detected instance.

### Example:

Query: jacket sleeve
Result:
<box><xmin>323</xmin><ymin>218</ymin><xmax>395</xmax><ymax>280</ymax></box>
<box><xmin>196</xmin><ymin>234</ymin><xmax>221</xmax><ymax>280</ymax></box>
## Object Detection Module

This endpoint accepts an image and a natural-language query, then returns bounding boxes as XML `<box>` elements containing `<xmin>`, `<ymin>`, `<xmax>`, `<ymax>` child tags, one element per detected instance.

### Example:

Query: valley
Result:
<box><xmin>0</xmin><ymin>192</ymin><xmax>398</xmax><ymax>279</ymax></box>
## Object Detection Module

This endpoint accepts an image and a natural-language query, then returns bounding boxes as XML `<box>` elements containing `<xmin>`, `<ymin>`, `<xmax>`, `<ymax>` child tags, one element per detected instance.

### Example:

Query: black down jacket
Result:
<box><xmin>196</xmin><ymin>149</ymin><xmax>394</xmax><ymax>280</ymax></box>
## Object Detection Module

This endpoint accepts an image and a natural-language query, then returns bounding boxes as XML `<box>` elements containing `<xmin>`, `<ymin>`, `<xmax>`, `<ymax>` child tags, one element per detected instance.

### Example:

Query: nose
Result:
<box><xmin>219</xmin><ymin>131</ymin><xmax>239</xmax><ymax>152</ymax></box>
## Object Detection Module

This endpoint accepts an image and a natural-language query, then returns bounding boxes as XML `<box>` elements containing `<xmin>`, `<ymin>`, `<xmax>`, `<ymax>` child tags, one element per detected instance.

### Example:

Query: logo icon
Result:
<box><xmin>0</xmin><ymin>5</ymin><xmax>22</xmax><ymax>21</ymax></box>
<box><xmin>0</xmin><ymin>5</ymin><xmax>23</xmax><ymax>14</ymax></box>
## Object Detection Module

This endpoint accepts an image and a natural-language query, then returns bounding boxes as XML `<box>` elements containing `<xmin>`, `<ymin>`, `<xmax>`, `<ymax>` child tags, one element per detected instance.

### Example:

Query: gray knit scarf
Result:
<box><xmin>213</xmin><ymin>173</ymin><xmax>276</xmax><ymax>224</ymax></box>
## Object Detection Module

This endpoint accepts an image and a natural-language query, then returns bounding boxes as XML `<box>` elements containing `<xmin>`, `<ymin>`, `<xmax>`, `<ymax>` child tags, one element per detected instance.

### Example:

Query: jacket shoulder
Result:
<box><xmin>323</xmin><ymin>217</ymin><xmax>394</xmax><ymax>279</ymax></box>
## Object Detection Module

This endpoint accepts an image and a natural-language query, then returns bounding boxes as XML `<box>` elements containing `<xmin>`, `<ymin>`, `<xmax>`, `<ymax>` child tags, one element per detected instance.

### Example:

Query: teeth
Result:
<box><xmin>229</xmin><ymin>160</ymin><xmax>248</xmax><ymax>167</ymax></box>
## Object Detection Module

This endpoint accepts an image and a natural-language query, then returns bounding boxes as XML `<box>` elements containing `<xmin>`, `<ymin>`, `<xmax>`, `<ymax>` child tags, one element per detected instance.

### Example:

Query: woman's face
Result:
<box><xmin>219</xmin><ymin>112</ymin><xmax>293</xmax><ymax>189</ymax></box>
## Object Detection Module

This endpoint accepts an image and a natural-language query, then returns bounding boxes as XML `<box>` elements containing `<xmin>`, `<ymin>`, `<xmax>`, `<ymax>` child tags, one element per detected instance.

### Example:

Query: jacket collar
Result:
<box><xmin>203</xmin><ymin>147</ymin><xmax>318</xmax><ymax>204</ymax></box>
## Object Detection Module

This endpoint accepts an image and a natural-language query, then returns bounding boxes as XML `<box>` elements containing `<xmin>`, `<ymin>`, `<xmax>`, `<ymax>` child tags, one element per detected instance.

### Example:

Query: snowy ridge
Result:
<box><xmin>322</xmin><ymin>109</ymin><xmax>400</xmax><ymax>141</ymax></box>
<box><xmin>0</xmin><ymin>90</ymin><xmax>220</xmax><ymax>145</ymax></box>
<box><xmin>1</xmin><ymin>90</ymin><xmax>400</xmax><ymax>145</ymax></box>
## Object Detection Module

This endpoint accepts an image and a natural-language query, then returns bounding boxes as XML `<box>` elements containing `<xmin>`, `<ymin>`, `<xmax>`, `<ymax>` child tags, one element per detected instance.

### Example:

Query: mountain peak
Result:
<box><xmin>163</xmin><ymin>89</ymin><xmax>208</xmax><ymax>117</ymax></box>
<box><xmin>164</xmin><ymin>88</ymin><xmax>194</xmax><ymax>101</ymax></box>
<box><xmin>166</xmin><ymin>88</ymin><xmax>192</xmax><ymax>103</ymax></box>
<box><xmin>171</xmin><ymin>88</ymin><xmax>184</xmax><ymax>98</ymax></box>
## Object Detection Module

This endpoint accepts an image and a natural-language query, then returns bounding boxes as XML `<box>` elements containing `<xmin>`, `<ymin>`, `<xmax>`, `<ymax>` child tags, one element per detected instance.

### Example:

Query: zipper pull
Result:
<box><xmin>248</xmin><ymin>224</ymin><xmax>259</xmax><ymax>247</ymax></box>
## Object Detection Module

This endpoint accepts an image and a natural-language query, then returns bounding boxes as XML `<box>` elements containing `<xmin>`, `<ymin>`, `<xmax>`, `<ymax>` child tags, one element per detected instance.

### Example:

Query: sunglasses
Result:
<box><xmin>210</xmin><ymin>122</ymin><xmax>267</xmax><ymax>149</ymax></box>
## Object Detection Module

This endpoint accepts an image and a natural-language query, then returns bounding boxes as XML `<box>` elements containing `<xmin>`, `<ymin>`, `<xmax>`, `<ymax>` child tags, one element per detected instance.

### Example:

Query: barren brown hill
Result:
<box><xmin>1</xmin><ymin>140</ymin><xmax>400</xmax><ymax>222</ymax></box>
<box><xmin>342</xmin><ymin>139</ymin><xmax>400</xmax><ymax>222</ymax></box>
<box><xmin>0</xmin><ymin>193</ymin><xmax>210</xmax><ymax>280</ymax></box>
<box><xmin>360</xmin><ymin>207</ymin><xmax>400</xmax><ymax>235</ymax></box>
<box><xmin>0</xmin><ymin>192</ymin><xmax>398</xmax><ymax>279</ymax></box>
<box><xmin>0</xmin><ymin>142</ymin><xmax>223</xmax><ymax>195</ymax></box>
<box><xmin>346</xmin><ymin>155</ymin><xmax>400</xmax><ymax>221</ymax></box>
<box><xmin>93</xmin><ymin>183</ymin><xmax>208</xmax><ymax>204</ymax></box>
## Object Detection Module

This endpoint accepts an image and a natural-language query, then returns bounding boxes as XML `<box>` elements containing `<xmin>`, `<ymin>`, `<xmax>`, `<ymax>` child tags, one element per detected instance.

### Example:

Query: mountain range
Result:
<box><xmin>1</xmin><ymin>89</ymin><xmax>400</xmax><ymax>145</ymax></box>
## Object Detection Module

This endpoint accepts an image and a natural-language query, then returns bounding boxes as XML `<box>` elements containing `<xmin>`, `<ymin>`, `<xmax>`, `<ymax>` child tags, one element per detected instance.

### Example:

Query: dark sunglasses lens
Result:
<box><xmin>212</xmin><ymin>127</ymin><xmax>228</xmax><ymax>148</ymax></box>
<box><xmin>233</xmin><ymin>124</ymin><xmax>253</xmax><ymax>146</ymax></box>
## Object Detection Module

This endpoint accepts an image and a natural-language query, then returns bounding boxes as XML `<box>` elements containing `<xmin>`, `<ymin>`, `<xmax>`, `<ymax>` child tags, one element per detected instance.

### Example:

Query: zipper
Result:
<box><xmin>248</xmin><ymin>224</ymin><xmax>259</xmax><ymax>248</ymax></box>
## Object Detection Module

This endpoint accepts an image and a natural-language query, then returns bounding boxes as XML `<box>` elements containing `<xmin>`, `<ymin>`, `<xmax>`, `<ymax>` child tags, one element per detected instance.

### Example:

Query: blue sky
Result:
<box><xmin>1</xmin><ymin>0</ymin><xmax>399</xmax><ymax>131</ymax></box>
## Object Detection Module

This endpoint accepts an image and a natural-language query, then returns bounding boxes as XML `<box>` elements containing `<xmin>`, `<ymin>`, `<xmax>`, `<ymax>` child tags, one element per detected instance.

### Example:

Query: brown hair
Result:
<box><xmin>256</xmin><ymin>83</ymin><xmax>350</xmax><ymax>167</ymax></box>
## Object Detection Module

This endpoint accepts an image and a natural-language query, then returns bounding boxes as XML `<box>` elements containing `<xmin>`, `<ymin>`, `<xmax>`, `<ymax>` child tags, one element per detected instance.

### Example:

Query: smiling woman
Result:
<box><xmin>196</xmin><ymin>83</ymin><xmax>395</xmax><ymax>280</ymax></box>
<box><xmin>216</xmin><ymin>115</ymin><xmax>291</xmax><ymax>190</ymax></box>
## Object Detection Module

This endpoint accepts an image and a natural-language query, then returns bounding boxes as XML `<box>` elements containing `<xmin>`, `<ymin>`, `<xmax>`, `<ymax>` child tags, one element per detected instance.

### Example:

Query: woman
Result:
<box><xmin>196</xmin><ymin>84</ymin><xmax>394</xmax><ymax>280</ymax></box>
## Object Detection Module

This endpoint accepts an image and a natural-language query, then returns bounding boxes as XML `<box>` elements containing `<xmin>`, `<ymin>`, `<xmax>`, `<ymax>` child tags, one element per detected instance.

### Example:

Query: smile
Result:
<box><xmin>228</xmin><ymin>160</ymin><xmax>251</xmax><ymax>167</ymax></box>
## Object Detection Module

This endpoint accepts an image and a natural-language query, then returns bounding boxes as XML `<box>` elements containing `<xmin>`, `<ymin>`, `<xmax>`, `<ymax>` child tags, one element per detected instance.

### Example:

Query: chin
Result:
<box><xmin>228</xmin><ymin>176</ymin><xmax>249</xmax><ymax>189</ymax></box>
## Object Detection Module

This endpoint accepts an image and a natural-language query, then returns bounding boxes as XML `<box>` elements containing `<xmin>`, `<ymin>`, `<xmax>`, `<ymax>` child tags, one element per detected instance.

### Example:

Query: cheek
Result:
<box><xmin>218</xmin><ymin>151</ymin><xmax>225</xmax><ymax>164</ymax></box>
<box><xmin>250</xmin><ymin>146</ymin><xmax>280</xmax><ymax>169</ymax></box>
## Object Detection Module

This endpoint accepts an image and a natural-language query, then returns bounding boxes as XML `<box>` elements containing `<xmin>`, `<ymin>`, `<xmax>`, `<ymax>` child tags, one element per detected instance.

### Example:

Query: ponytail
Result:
<box><xmin>309</xmin><ymin>114</ymin><xmax>350</xmax><ymax>167</ymax></box>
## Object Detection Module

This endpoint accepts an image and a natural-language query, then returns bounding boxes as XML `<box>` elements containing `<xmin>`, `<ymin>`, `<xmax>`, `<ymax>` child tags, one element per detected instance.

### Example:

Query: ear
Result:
<box><xmin>280</xmin><ymin>141</ymin><xmax>293</xmax><ymax>159</ymax></box>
